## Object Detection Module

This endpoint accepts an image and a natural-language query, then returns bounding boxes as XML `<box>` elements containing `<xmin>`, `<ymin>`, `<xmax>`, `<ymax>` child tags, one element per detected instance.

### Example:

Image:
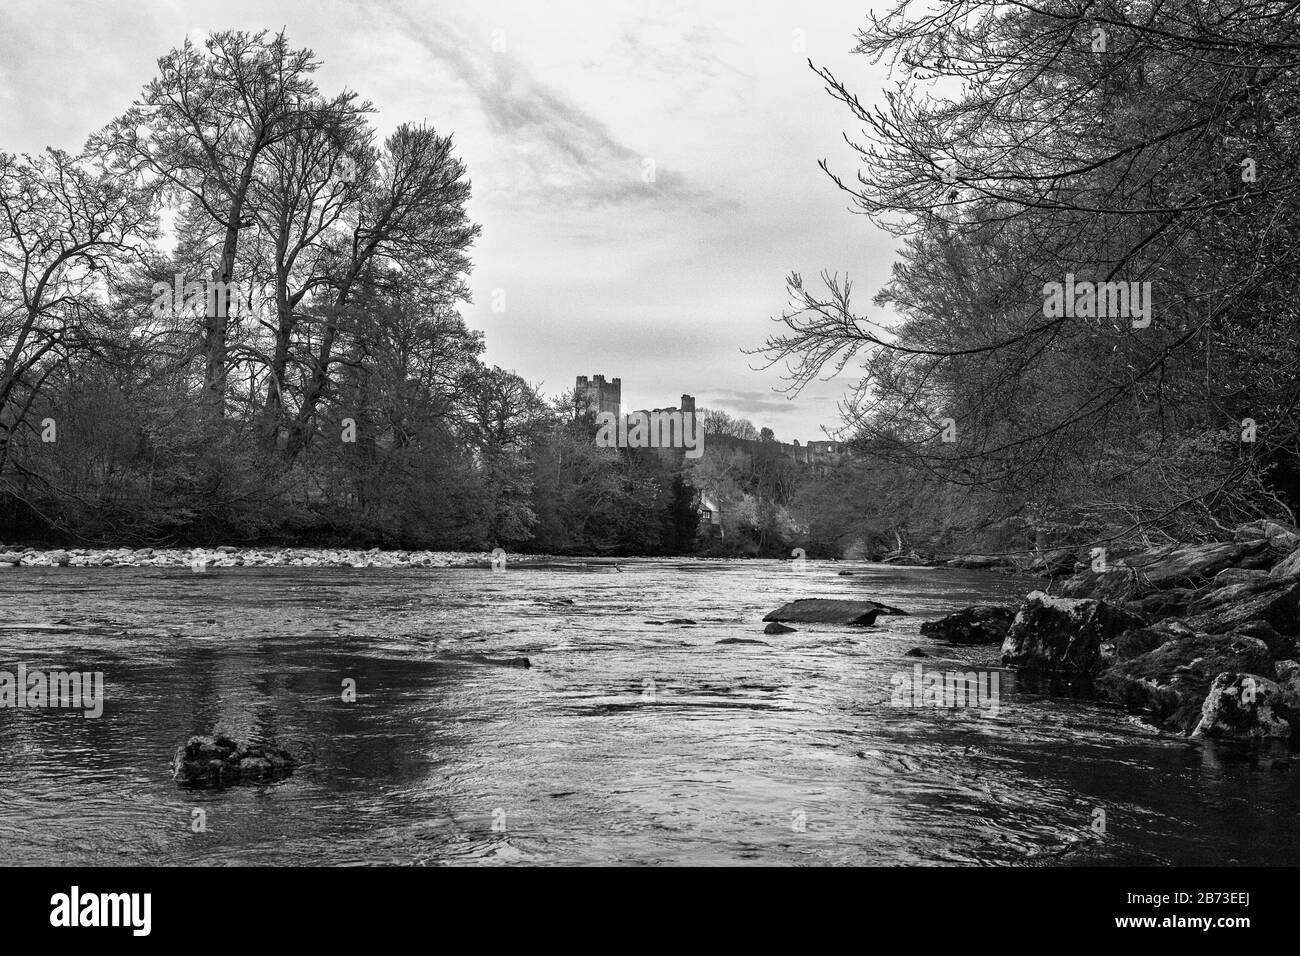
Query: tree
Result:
<box><xmin>755</xmin><ymin>0</ymin><xmax>1300</xmax><ymax>546</ymax></box>
<box><xmin>95</xmin><ymin>30</ymin><xmax>359</xmax><ymax>414</ymax></box>
<box><xmin>0</xmin><ymin>149</ymin><xmax>153</xmax><ymax>476</ymax></box>
<box><xmin>284</xmin><ymin>124</ymin><xmax>479</xmax><ymax>459</ymax></box>
<box><xmin>701</xmin><ymin>407</ymin><xmax>758</xmax><ymax>440</ymax></box>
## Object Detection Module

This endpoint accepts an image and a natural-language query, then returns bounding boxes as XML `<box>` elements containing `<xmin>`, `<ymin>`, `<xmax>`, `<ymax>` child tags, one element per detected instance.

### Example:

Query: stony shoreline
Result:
<box><xmin>0</xmin><ymin>547</ymin><xmax>534</xmax><ymax>569</ymax></box>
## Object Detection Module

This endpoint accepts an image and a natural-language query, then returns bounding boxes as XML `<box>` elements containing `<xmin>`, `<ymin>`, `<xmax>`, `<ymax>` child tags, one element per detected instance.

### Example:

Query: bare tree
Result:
<box><xmin>94</xmin><ymin>30</ymin><xmax>361</xmax><ymax>415</ymax></box>
<box><xmin>0</xmin><ymin>149</ymin><xmax>153</xmax><ymax>475</ymax></box>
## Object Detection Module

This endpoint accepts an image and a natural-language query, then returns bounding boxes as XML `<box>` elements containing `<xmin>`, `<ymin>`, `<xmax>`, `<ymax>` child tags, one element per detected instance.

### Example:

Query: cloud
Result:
<box><xmin>374</xmin><ymin>0</ymin><xmax>733</xmax><ymax>212</ymax></box>
<box><xmin>699</xmin><ymin>388</ymin><xmax>805</xmax><ymax>419</ymax></box>
<box><xmin>610</xmin><ymin>8</ymin><xmax>750</xmax><ymax>89</ymax></box>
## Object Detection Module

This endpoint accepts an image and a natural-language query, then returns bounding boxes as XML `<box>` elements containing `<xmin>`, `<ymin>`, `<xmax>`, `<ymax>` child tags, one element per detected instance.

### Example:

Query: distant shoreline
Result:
<box><xmin>0</xmin><ymin>548</ymin><xmax>772</xmax><ymax>569</ymax></box>
<box><xmin>0</xmin><ymin>547</ymin><xmax>538</xmax><ymax>570</ymax></box>
<box><xmin>0</xmin><ymin>546</ymin><xmax>1028</xmax><ymax>572</ymax></box>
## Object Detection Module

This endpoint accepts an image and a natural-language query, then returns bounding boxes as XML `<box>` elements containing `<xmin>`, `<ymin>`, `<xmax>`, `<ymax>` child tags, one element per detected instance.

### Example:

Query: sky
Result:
<box><xmin>0</xmin><ymin>0</ymin><xmax>901</xmax><ymax>442</ymax></box>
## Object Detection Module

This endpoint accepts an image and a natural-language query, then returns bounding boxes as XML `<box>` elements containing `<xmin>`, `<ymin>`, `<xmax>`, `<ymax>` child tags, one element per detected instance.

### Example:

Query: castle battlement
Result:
<box><xmin>575</xmin><ymin>375</ymin><xmax>845</xmax><ymax>462</ymax></box>
<box><xmin>575</xmin><ymin>373</ymin><xmax>623</xmax><ymax>417</ymax></box>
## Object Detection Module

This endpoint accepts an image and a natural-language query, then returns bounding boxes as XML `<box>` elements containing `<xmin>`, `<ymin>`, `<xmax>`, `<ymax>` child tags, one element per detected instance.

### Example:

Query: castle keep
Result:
<box><xmin>575</xmin><ymin>375</ymin><xmax>623</xmax><ymax>417</ymax></box>
<box><xmin>574</xmin><ymin>374</ymin><xmax>848</xmax><ymax>464</ymax></box>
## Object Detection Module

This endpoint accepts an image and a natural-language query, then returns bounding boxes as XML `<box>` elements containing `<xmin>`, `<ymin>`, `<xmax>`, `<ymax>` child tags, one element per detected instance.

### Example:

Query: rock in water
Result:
<box><xmin>463</xmin><ymin>654</ymin><xmax>531</xmax><ymax>669</ymax></box>
<box><xmin>1000</xmin><ymin>591</ymin><xmax>1145</xmax><ymax>677</ymax></box>
<box><xmin>763</xmin><ymin>622</ymin><xmax>797</xmax><ymax>635</ymax></box>
<box><xmin>1108</xmin><ymin>619</ymin><xmax>1194</xmax><ymax>662</ymax></box>
<box><xmin>762</xmin><ymin>598</ymin><xmax>907</xmax><ymax>626</ymax></box>
<box><xmin>1096</xmin><ymin>632</ymin><xmax>1275</xmax><ymax>733</ymax></box>
<box><xmin>1192</xmin><ymin>673</ymin><xmax>1292</xmax><ymax>739</ymax></box>
<box><xmin>919</xmin><ymin>605</ymin><xmax>1014</xmax><ymax>645</ymax></box>
<box><xmin>172</xmin><ymin>735</ymin><xmax>296</xmax><ymax>788</ymax></box>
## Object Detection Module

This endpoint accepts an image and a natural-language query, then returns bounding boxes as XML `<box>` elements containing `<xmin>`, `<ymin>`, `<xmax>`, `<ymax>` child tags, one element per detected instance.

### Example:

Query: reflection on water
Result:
<box><xmin>0</xmin><ymin>559</ymin><xmax>1294</xmax><ymax>865</ymax></box>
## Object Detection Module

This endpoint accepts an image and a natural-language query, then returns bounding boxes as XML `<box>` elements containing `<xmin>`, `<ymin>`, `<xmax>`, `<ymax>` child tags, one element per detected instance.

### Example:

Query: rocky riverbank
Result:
<box><xmin>0</xmin><ymin>546</ymin><xmax>521</xmax><ymax>569</ymax></box>
<box><xmin>923</xmin><ymin>519</ymin><xmax>1300</xmax><ymax>740</ymax></box>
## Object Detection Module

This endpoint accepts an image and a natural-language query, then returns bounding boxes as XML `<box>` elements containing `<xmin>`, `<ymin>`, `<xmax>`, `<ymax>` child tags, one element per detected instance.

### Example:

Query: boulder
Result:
<box><xmin>763</xmin><ymin>622</ymin><xmax>797</xmax><ymax>635</ymax></box>
<box><xmin>171</xmin><ymin>735</ymin><xmax>296</xmax><ymax>788</ymax></box>
<box><xmin>919</xmin><ymin>605</ymin><xmax>1015</xmax><ymax>645</ymax></box>
<box><xmin>1270</xmin><ymin>546</ymin><xmax>1300</xmax><ymax>580</ymax></box>
<box><xmin>1000</xmin><ymin>592</ymin><xmax>1146</xmax><ymax>677</ymax></box>
<box><xmin>1059</xmin><ymin>540</ymin><xmax>1269</xmax><ymax>600</ymax></box>
<box><xmin>1191</xmin><ymin>673</ymin><xmax>1292</xmax><ymax>739</ymax></box>
<box><xmin>1123</xmin><ymin>587</ymin><xmax>1194</xmax><ymax>621</ymax></box>
<box><xmin>1183</xmin><ymin>579</ymin><xmax>1300</xmax><ymax>635</ymax></box>
<box><xmin>1231</xmin><ymin>621</ymin><xmax>1300</xmax><ymax>663</ymax></box>
<box><xmin>1234</xmin><ymin>519</ymin><xmax>1300</xmax><ymax>553</ymax></box>
<box><xmin>1107</xmin><ymin>619</ymin><xmax>1195</xmax><ymax>663</ymax></box>
<box><xmin>762</xmin><ymin>598</ymin><xmax>907</xmax><ymax>626</ymax></box>
<box><xmin>47</xmin><ymin>550</ymin><xmax>70</xmax><ymax>567</ymax></box>
<box><xmin>0</xmin><ymin>553</ymin><xmax>22</xmax><ymax>566</ymax></box>
<box><xmin>1096</xmin><ymin>632</ymin><xmax>1275</xmax><ymax>733</ymax></box>
<box><xmin>1274</xmin><ymin>659</ymin><xmax>1300</xmax><ymax>708</ymax></box>
<box><xmin>904</xmin><ymin>648</ymin><xmax>929</xmax><ymax>657</ymax></box>
<box><xmin>1211</xmin><ymin>567</ymin><xmax>1270</xmax><ymax>588</ymax></box>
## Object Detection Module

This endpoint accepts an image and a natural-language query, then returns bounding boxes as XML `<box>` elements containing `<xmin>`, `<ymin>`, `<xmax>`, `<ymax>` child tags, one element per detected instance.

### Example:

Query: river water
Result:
<box><xmin>0</xmin><ymin>559</ymin><xmax>1294</xmax><ymax>866</ymax></box>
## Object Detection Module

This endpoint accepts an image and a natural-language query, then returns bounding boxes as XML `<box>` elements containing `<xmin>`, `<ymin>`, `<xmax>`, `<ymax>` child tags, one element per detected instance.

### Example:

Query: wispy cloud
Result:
<box><xmin>376</xmin><ymin>0</ymin><xmax>733</xmax><ymax>211</ymax></box>
<box><xmin>700</xmin><ymin>388</ymin><xmax>805</xmax><ymax>419</ymax></box>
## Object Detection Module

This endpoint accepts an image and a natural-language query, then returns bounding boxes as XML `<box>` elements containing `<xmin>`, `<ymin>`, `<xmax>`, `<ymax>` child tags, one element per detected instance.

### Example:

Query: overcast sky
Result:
<box><xmin>0</xmin><ymin>0</ymin><xmax>900</xmax><ymax>442</ymax></box>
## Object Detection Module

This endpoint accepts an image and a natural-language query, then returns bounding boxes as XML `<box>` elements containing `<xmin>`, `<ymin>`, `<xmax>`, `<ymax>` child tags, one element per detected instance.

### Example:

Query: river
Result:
<box><xmin>0</xmin><ymin>558</ymin><xmax>1294</xmax><ymax>865</ymax></box>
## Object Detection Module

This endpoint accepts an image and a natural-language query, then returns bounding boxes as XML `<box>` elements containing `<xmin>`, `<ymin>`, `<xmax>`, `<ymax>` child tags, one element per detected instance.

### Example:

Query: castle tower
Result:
<box><xmin>575</xmin><ymin>374</ymin><xmax>622</xmax><ymax>417</ymax></box>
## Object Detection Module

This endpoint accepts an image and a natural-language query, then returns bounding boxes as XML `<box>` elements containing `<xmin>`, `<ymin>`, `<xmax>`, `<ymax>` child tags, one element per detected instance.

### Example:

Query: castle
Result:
<box><xmin>575</xmin><ymin>375</ymin><xmax>623</xmax><ymax>418</ymax></box>
<box><xmin>574</xmin><ymin>374</ymin><xmax>848</xmax><ymax>464</ymax></box>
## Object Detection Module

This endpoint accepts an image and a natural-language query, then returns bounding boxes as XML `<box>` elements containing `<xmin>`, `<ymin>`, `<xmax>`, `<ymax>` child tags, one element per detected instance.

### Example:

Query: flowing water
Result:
<box><xmin>0</xmin><ymin>559</ymin><xmax>1295</xmax><ymax>866</ymax></box>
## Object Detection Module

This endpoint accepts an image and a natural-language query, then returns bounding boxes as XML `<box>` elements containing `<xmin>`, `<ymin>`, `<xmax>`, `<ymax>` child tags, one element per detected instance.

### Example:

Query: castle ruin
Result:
<box><xmin>575</xmin><ymin>375</ymin><xmax>623</xmax><ymax>417</ymax></box>
<box><xmin>574</xmin><ymin>374</ymin><xmax>847</xmax><ymax>464</ymax></box>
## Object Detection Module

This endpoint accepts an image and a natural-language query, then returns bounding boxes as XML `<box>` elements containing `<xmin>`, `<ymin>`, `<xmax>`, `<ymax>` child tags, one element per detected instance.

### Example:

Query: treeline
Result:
<box><xmin>0</xmin><ymin>29</ymin><xmax>824</xmax><ymax>555</ymax></box>
<box><xmin>758</xmin><ymin>0</ymin><xmax>1300</xmax><ymax>559</ymax></box>
<box><xmin>0</xmin><ymin>32</ymin><xmax>625</xmax><ymax>551</ymax></box>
